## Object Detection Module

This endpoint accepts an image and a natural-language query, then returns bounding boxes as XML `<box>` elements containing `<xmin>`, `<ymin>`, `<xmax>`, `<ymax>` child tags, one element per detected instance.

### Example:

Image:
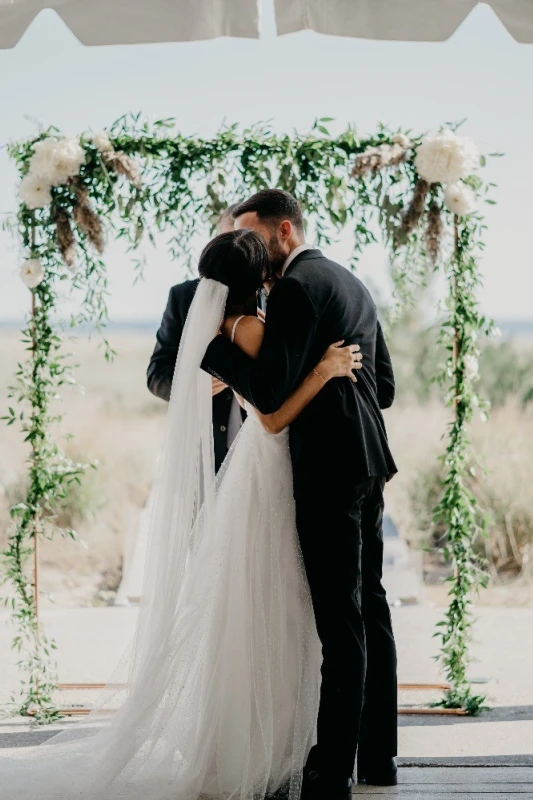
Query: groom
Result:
<box><xmin>201</xmin><ymin>190</ymin><xmax>398</xmax><ymax>795</ymax></box>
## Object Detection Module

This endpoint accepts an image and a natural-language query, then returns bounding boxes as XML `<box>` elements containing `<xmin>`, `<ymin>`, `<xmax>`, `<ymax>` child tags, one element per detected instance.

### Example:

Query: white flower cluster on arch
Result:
<box><xmin>19</xmin><ymin>138</ymin><xmax>86</xmax><ymax>209</ymax></box>
<box><xmin>17</xmin><ymin>130</ymin><xmax>138</xmax><ymax>287</ymax></box>
<box><xmin>414</xmin><ymin>129</ymin><xmax>479</xmax><ymax>216</ymax></box>
<box><xmin>18</xmin><ymin>130</ymin><xmax>115</xmax><ymax>213</ymax></box>
<box><xmin>18</xmin><ymin>136</ymin><xmax>88</xmax><ymax>287</ymax></box>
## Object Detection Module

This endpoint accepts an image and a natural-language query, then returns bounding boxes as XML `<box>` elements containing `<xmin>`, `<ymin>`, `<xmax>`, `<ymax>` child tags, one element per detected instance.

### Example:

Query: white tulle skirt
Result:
<box><xmin>0</xmin><ymin>412</ymin><xmax>321</xmax><ymax>800</ymax></box>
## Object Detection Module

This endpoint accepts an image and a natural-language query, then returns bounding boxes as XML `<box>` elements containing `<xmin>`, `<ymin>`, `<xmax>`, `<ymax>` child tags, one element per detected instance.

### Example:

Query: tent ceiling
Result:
<box><xmin>0</xmin><ymin>0</ymin><xmax>532</xmax><ymax>48</ymax></box>
<box><xmin>275</xmin><ymin>1</ymin><xmax>533</xmax><ymax>44</ymax></box>
<box><xmin>0</xmin><ymin>0</ymin><xmax>260</xmax><ymax>48</ymax></box>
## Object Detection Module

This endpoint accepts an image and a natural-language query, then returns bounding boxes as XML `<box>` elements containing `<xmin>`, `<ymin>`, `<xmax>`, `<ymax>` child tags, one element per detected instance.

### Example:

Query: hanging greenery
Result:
<box><xmin>3</xmin><ymin>115</ymin><xmax>497</xmax><ymax>721</ymax></box>
<box><xmin>431</xmin><ymin>212</ymin><xmax>494</xmax><ymax>714</ymax></box>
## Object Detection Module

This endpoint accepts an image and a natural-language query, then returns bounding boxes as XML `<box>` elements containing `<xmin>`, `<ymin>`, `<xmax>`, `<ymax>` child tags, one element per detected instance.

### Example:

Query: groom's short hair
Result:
<box><xmin>232</xmin><ymin>190</ymin><xmax>304</xmax><ymax>233</ymax></box>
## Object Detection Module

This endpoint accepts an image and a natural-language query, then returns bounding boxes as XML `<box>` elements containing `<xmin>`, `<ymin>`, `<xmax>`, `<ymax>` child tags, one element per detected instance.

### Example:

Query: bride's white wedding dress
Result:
<box><xmin>0</xmin><ymin>278</ymin><xmax>321</xmax><ymax>800</ymax></box>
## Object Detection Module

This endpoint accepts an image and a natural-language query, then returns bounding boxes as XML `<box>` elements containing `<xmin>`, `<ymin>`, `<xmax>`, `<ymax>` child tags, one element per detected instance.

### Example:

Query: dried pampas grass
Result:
<box><xmin>103</xmin><ymin>151</ymin><xmax>141</xmax><ymax>189</ymax></box>
<box><xmin>55</xmin><ymin>210</ymin><xmax>76</xmax><ymax>269</ymax></box>
<box><xmin>73</xmin><ymin>186</ymin><xmax>105</xmax><ymax>254</ymax></box>
<box><xmin>425</xmin><ymin>202</ymin><xmax>444</xmax><ymax>266</ymax></box>
<box><xmin>351</xmin><ymin>143</ymin><xmax>408</xmax><ymax>178</ymax></box>
<box><xmin>399</xmin><ymin>178</ymin><xmax>430</xmax><ymax>237</ymax></box>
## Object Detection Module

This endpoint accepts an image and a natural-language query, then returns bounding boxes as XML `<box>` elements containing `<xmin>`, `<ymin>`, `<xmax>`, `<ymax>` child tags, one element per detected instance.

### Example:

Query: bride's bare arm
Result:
<box><xmin>222</xmin><ymin>315</ymin><xmax>361</xmax><ymax>435</ymax></box>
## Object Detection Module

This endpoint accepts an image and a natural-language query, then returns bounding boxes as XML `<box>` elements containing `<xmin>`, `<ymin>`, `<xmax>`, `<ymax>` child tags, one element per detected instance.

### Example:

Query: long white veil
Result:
<box><xmin>0</xmin><ymin>278</ymin><xmax>231</xmax><ymax>799</ymax></box>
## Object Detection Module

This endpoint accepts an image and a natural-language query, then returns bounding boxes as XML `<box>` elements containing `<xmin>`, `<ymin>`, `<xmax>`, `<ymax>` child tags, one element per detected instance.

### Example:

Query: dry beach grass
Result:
<box><xmin>1</xmin><ymin>329</ymin><xmax>533</xmax><ymax>609</ymax></box>
<box><xmin>0</xmin><ymin>330</ymin><xmax>162</xmax><ymax>606</ymax></box>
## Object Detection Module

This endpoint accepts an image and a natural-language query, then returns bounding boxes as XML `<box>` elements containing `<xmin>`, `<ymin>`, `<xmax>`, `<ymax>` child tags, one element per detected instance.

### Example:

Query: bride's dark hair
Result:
<box><xmin>198</xmin><ymin>229</ymin><xmax>269</xmax><ymax>312</ymax></box>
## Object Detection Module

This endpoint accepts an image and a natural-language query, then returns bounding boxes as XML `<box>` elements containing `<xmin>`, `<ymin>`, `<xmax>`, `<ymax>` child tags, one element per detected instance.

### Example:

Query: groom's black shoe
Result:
<box><xmin>357</xmin><ymin>756</ymin><xmax>397</xmax><ymax>786</ymax></box>
<box><xmin>300</xmin><ymin>768</ymin><xmax>353</xmax><ymax>800</ymax></box>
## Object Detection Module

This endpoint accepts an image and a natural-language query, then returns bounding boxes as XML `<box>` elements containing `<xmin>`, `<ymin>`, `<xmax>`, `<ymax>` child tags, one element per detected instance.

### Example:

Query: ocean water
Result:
<box><xmin>3</xmin><ymin>319</ymin><xmax>533</xmax><ymax>339</ymax></box>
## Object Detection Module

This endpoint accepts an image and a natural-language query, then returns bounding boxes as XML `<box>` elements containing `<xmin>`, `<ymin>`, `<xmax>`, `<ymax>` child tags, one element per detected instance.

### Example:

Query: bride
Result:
<box><xmin>0</xmin><ymin>229</ymin><xmax>360</xmax><ymax>800</ymax></box>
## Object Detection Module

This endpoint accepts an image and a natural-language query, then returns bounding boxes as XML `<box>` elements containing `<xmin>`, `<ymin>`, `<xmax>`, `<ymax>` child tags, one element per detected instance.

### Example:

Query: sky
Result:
<box><xmin>0</xmin><ymin>1</ymin><xmax>532</xmax><ymax>324</ymax></box>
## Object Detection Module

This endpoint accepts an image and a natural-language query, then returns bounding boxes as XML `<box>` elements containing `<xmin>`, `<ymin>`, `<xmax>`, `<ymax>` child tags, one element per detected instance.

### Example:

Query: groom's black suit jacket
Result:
<box><xmin>147</xmin><ymin>278</ymin><xmax>243</xmax><ymax>473</ymax></box>
<box><xmin>201</xmin><ymin>249</ymin><xmax>397</xmax><ymax>497</ymax></box>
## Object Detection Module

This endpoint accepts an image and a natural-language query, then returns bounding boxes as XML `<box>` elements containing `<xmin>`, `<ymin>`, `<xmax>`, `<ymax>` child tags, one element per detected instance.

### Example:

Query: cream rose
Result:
<box><xmin>87</xmin><ymin>130</ymin><xmax>113</xmax><ymax>153</ymax></box>
<box><xmin>20</xmin><ymin>258</ymin><xmax>45</xmax><ymax>289</ymax></box>
<box><xmin>29</xmin><ymin>137</ymin><xmax>86</xmax><ymax>186</ymax></box>
<box><xmin>18</xmin><ymin>174</ymin><xmax>52</xmax><ymax>209</ymax></box>
<box><xmin>444</xmin><ymin>183</ymin><xmax>476</xmax><ymax>216</ymax></box>
<box><xmin>415</xmin><ymin>130</ymin><xmax>479</xmax><ymax>185</ymax></box>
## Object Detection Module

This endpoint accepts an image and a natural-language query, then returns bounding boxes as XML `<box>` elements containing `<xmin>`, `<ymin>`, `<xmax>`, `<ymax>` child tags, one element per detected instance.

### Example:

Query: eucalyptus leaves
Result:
<box><xmin>4</xmin><ymin>115</ymin><xmax>494</xmax><ymax>720</ymax></box>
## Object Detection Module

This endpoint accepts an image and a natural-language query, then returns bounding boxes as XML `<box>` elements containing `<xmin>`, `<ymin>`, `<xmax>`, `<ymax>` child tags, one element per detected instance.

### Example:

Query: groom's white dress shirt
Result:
<box><xmin>281</xmin><ymin>244</ymin><xmax>312</xmax><ymax>276</ymax></box>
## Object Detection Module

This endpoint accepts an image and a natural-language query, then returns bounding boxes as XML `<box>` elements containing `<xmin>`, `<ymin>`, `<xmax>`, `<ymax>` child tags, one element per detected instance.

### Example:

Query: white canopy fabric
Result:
<box><xmin>0</xmin><ymin>0</ymin><xmax>532</xmax><ymax>48</ymax></box>
<box><xmin>0</xmin><ymin>0</ymin><xmax>260</xmax><ymax>48</ymax></box>
<box><xmin>274</xmin><ymin>0</ymin><xmax>533</xmax><ymax>44</ymax></box>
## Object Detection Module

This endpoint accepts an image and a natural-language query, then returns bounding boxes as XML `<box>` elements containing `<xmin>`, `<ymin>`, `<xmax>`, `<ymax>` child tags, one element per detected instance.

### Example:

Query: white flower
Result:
<box><xmin>414</xmin><ymin>129</ymin><xmax>479</xmax><ymax>184</ymax></box>
<box><xmin>492</xmin><ymin>326</ymin><xmax>502</xmax><ymax>338</ymax></box>
<box><xmin>29</xmin><ymin>137</ymin><xmax>86</xmax><ymax>186</ymax></box>
<box><xmin>18</xmin><ymin>173</ymin><xmax>52</xmax><ymax>209</ymax></box>
<box><xmin>392</xmin><ymin>133</ymin><xmax>412</xmax><ymax>149</ymax></box>
<box><xmin>444</xmin><ymin>183</ymin><xmax>476</xmax><ymax>216</ymax></box>
<box><xmin>20</xmin><ymin>258</ymin><xmax>45</xmax><ymax>289</ymax></box>
<box><xmin>87</xmin><ymin>130</ymin><xmax>113</xmax><ymax>153</ymax></box>
<box><xmin>463</xmin><ymin>354</ymin><xmax>479</xmax><ymax>380</ymax></box>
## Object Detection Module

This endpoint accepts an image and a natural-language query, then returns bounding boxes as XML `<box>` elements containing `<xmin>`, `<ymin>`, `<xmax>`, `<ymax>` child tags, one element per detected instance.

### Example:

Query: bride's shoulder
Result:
<box><xmin>222</xmin><ymin>314</ymin><xmax>264</xmax><ymax>359</ymax></box>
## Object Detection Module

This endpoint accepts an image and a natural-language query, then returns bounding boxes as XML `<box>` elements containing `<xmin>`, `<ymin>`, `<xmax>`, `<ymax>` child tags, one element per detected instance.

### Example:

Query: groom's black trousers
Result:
<box><xmin>296</xmin><ymin>476</ymin><xmax>397</xmax><ymax>781</ymax></box>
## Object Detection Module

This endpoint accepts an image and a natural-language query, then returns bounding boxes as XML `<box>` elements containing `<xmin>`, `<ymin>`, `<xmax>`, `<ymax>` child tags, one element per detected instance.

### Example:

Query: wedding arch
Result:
<box><xmin>3</xmin><ymin>114</ymin><xmax>497</xmax><ymax>721</ymax></box>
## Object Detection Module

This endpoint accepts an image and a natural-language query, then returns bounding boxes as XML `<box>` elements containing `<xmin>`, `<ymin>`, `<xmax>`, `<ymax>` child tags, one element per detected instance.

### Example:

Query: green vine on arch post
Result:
<box><xmin>2</xmin><ymin>211</ymin><xmax>90</xmax><ymax>723</ymax></box>
<box><xmin>432</xmin><ymin>213</ymin><xmax>493</xmax><ymax>715</ymax></box>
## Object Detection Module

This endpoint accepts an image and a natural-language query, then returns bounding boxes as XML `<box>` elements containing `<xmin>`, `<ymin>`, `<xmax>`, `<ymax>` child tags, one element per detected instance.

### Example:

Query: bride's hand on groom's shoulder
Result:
<box><xmin>318</xmin><ymin>341</ymin><xmax>362</xmax><ymax>384</ymax></box>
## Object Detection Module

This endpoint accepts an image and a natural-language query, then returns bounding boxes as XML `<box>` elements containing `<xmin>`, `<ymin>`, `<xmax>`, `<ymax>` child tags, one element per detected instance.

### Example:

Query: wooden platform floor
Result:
<box><xmin>353</xmin><ymin>767</ymin><xmax>533</xmax><ymax>797</ymax></box>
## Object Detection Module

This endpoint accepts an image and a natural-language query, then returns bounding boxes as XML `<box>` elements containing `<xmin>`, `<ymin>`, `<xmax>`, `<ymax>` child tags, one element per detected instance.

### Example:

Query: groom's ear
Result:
<box><xmin>278</xmin><ymin>220</ymin><xmax>292</xmax><ymax>242</ymax></box>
